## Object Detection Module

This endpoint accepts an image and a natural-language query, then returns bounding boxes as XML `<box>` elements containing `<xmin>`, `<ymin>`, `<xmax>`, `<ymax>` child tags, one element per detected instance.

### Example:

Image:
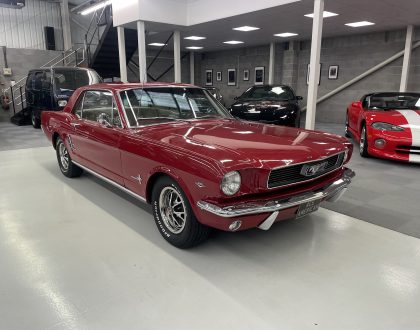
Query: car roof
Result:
<box><xmin>80</xmin><ymin>82</ymin><xmax>200</xmax><ymax>92</ymax></box>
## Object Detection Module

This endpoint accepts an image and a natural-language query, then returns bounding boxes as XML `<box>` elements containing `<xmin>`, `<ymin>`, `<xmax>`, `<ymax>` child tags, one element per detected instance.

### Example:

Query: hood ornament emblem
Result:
<box><xmin>301</xmin><ymin>161</ymin><xmax>328</xmax><ymax>177</ymax></box>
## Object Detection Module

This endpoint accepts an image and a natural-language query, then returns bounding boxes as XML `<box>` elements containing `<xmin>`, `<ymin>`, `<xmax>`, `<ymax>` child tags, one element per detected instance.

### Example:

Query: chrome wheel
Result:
<box><xmin>31</xmin><ymin>112</ymin><xmax>36</xmax><ymax>126</ymax></box>
<box><xmin>360</xmin><ymin>126</ymin><xmax>366</xmax><ymax>154</ymax></box>
<box><xmin>58</xmin><ymin>142</ymin><xmax>69</xmax><ymax>171</ymax></box>
<box><xmin>159</xmin><ymin>187</ymin><xmax>187</xmax><ymax>234</ymax></box>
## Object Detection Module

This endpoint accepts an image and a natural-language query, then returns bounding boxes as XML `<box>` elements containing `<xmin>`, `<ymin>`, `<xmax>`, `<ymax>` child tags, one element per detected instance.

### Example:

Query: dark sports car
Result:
<box><xmin>229</xmin><ymin>85</ymin><xmax>303</xmax><ymax>127</ymax></box>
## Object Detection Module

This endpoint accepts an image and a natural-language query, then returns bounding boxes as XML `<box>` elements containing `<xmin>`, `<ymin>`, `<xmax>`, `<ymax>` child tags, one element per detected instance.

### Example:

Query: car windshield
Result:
<box><xmin>54</xmin><ymin>69</ymin><xmax>101</xmax><ymax>92</ymax></box>
<box><xmin>365</xmin><ymin>93</ymin><xmax>420</xmax><ymax>110</ymax></box>
<box><xmin>120</xmin><ymin>87</ymin><xmax>231</xmax><ymax>127</ymax></box>
<box><xmin>241</xmin><ymin>86</ymin><xmax>293</xmax><ymax>101</ymax></box>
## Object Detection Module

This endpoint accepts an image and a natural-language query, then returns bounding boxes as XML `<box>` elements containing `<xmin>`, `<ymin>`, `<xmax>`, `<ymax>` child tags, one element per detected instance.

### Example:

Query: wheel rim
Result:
<box><xmin>58</xmin><ymin>142</ymin><xmax>69</xmax><ymax>171</ymax></box>
<box><xmin>360</xmin><ymin>127</ymin><xmax>366</xmax><ymax>153</ymax></box>
<box><xmin>159</xmin><ymin>187</ymin><xmax>187</xmax><ymax>234</ymax></box>
<box><xmin>31</xmin><ymin>113</ymin><xmax>35</xmax><ymax>126</ymax></box>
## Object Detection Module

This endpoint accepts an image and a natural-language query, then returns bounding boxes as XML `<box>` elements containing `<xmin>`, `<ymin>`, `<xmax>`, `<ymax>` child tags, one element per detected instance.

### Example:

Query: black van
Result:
<box><xmin>26</xmin><ymin>67</ymin><xmax>102</xmax><ymax>128</ymax></box>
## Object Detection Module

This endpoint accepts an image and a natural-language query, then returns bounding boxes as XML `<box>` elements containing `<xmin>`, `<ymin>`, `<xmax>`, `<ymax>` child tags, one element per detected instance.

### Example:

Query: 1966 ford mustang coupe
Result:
<box><xmin>42</xmin><ymin>83</ymin><xmax>355</xmax><ymax>248</ymax></box>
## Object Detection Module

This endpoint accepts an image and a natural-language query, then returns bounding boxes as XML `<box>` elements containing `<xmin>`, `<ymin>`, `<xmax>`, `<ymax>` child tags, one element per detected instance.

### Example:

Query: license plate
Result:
<box><xmin>296</xmin><ymin>199</ymin><xmax>321</xmax><ymax>218</ymax></box>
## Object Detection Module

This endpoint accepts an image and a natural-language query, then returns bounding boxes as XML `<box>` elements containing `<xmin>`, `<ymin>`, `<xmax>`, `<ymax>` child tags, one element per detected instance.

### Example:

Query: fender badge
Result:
<box><xmin>131</xmin><ymin>174</ymin><xmax>142</xmax><ymax>184</ymax></box>
<box><xmin>195</xmin><ymin>182</ymin><xmax>205</xmax><ymax>188</ymax></box>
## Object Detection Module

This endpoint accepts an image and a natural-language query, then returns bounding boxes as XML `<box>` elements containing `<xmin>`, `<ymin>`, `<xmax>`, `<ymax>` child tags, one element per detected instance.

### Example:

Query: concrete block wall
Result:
<box><xmin>197</xmin><ymin>28</ymin><xmax>420</xmax><ymax>124</ymax></box>
<box><xmin>0</xmin><ymin>48</ymin><xmax>63</xmax><ymax>92</ymax></box>
<box><xmin>199</xmin><ymin>45</ymin><xmax>284</xmax><ymax>105</ymax></box>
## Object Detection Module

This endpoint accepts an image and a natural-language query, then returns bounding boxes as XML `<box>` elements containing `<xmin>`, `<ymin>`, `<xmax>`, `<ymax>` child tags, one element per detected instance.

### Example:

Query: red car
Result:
<box><xmin>346</xmin><ymin>92</ymin><xmax>420</xmax><ymax>163</ymax></box>
<box><xmin>42</xmin><ymin>83</ymin><xmax>355</xmax><ymax>248</ymax></box>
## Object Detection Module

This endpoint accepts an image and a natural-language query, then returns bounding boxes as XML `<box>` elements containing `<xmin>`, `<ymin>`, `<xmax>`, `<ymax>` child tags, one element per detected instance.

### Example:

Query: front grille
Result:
<box><xmin>268</xmin><ymin>153</ymin><xmax>345</xmax><ymax>189</ymax></box>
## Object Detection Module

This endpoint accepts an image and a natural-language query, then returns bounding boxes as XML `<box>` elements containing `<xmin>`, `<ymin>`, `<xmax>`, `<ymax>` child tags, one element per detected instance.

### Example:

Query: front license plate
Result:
<box><xmin>296</xmin><ymin>199</ymin><xmax>321</xmax><ymax>218</ymax></box>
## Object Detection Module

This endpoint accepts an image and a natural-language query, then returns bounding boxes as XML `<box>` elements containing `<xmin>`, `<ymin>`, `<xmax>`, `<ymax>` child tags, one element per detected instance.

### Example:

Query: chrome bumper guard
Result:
<box><xmin>197</xmin><ymin>169</ymin><xmax>355</xmax><ymax>220</ymax></box>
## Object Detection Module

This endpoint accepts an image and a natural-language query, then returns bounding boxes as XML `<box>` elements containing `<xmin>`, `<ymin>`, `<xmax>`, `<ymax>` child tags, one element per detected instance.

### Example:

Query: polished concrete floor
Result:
<box><xmin>1</xmin><ymin>146</ymin><xmax>420</xmax><ymax>329</ymax></box>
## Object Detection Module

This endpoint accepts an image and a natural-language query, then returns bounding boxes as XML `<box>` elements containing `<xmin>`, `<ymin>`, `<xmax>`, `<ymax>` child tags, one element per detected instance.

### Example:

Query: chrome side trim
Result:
<box><xmin>72</xmin><ymin>161</ymin><xmax>147</xmax><ymax>203</ymax></box>
<box><xmin>197</xmin><ymin>169</ymin><xmax>355</xmax><ymax>218</ymax></box>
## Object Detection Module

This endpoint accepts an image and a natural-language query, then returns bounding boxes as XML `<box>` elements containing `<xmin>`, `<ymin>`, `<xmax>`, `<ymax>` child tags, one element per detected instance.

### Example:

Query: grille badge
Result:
<box><xmin>300</xmin><ymin>161</ymin><xmax>328</xmax><ymax>177</ymax></box>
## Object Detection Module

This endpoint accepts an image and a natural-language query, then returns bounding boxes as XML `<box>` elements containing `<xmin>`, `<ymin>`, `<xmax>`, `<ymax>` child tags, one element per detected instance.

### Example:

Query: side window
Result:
<box><xmin>41</xmin><ymin>71</ymin><xmax>52</xmax><ymax>91</ymax></box>
<box><xmin>26</xmin><ymin>73</ymin><xmax>35</xmax><ymax>90</ymax></box>
<box><xmin>34</xmin><ymin>72</ymin><xmax>43</xmax><ymax>91</ymax></box>
<box><xmin>73</xmin><ymin>90</ymin><xmax>121</xmax><ymax>127</ymax></box>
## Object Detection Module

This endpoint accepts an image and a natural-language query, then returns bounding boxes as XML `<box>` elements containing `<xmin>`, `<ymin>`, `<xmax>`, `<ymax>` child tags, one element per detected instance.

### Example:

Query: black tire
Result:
<box><xmin>345</xmin><ymin>112</ymin><xmax>351</xmax><ymax>137</ymax></box>
<box><xmin>359</xmin><ymin>124</ymin><xmax>369</xmax><ymax>157</ymax></box>
<box><xmin>31</xmin><ymin>110</ymin><xmax>41</xmax><ymax>129</ymax></box>
<box><xmin>55</xmin><ymin>137</ymin><xmax>83</xmax><ymax>178</ymax></box>
<box><xmin>151</xmin><ymin>176</ymin><xmax>211</xmax><ymax>248</ymax></box>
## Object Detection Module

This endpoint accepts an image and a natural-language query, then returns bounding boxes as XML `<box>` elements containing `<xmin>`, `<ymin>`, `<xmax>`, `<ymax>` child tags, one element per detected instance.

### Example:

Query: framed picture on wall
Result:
<box><xmin>243</xmin><ymin>69</ymin><xmax>249</xmax><ymax>81</ymax></box>
<box><xmin>306</xmin><ymin>64</ymin><xmax>322</xmax><ymax>85</ymax></box>
<box><xmin>205</xmin><ymin>69</ymin><xmax>213</xmax><ymax>86</ymax></box>
<box><xmin>216</xmin><ymin>71</ymin><xmax>222</xmax><ymax>81</ymax></box>
<box><xmin>228</xmin><ymin>68</ymin><xmax>236</xmax><ymax>86</ymax></box>
<box><xmin>328</xmin><ymin>65</ymin><xmax>339</xmax><ymax>80</ymax></box>
<box><xmin>254</xmin><ymin>66</ymin><xmax>265</xmax><ymax>85</ymax></box>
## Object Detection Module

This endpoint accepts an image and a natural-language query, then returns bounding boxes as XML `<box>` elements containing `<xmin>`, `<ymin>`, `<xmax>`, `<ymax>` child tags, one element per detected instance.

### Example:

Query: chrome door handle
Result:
<box><xmin>71</xmin><ymin>123</ymin><xmax>81</xmax><ymax>128</ymax></box>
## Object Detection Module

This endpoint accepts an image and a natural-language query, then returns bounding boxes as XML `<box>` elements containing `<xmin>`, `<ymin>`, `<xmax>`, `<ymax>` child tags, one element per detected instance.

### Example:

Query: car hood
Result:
<box><xmin>365</xmin><ymin>109</ymin><xmax>420</xmax><ymax>131</ymax></box>
<box><xmin>136</xmin><ymin>119</ymin><xmax>349</xmax><ymax>171</ymax></box>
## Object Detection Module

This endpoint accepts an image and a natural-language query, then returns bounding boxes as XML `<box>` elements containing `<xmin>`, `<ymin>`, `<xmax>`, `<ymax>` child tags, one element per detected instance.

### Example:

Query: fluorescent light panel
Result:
<box><xmin>81</xmin><ymin>0</ymin><xmax>111</xmax><ymax>15</ymax></box>
<box><xmin>274</xmin><ymin>32</ymin><xmax>298</xmax><ymax>37</ymax></box>
<box><xmin>304</xmin><ymin>11</ymin><xmax>338</xmax><ymax>18</ymax></box>
<box><xmin>186</xmin><ymin>46</ymin><xmax>203</xmax><ymax>50</ymax></box>
<box><xmin>233</xmin><ymin>26</ymin><xmax>260</xmax><ymax>32</ymax></box>
<box><xmin>184</xmin><ymin>36</ymin><xmax>206</xmax><ymax>40</ymax></box>
<box><xmin>148</xmin><ymin>43</ymin><xmax>166</xmax><ymax>46</ymax></box>
<box><xmin>223</xmin><ymin>41</ymin><xmax>244</xmax><ymax>44</ymax></box>
<box><xmin>345</xmin><ymin>21</ymin><xmax>375</xmax><ymax>27</ymax></box>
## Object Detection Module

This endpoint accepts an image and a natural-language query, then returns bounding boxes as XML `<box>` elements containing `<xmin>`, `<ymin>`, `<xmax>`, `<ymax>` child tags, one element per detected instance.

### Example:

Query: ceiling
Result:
<box><xmin>130</xmin><ymin>0</ymin><xmax>420</xmax><ymax>52</ymax></box>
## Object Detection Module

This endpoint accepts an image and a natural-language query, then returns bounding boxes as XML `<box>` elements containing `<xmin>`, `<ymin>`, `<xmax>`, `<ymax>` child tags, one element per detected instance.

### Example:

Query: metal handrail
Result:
<box><xmin>84</xmin><ymin>4</ymin><xmax>110</xmax><ymax>66</ymax></box>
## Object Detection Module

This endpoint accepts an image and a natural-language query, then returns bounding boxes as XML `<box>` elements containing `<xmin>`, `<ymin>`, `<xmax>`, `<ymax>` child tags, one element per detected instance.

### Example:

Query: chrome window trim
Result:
<box><xmin>72</xmin><ymin>160</ymin><xmax>147</xmax><ymax>203</ymax></box>
<box><xmin>267</xmin><ymin>151</ymin><xmax>346</xmax><ymax>190</ymax></box>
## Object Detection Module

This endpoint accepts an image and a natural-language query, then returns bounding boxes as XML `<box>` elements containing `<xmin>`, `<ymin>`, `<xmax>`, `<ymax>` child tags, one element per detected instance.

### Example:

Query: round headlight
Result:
<box><xmin>221</xmin><ymin>171</ymin><xmax>241</xmax><ymax>196</ymax></box>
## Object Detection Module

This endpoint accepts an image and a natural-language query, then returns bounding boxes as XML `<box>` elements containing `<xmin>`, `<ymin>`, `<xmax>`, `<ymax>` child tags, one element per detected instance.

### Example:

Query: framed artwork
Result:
<box><xmin>306</xmin><ymin>63</ymin><xmax>322</xmax><ymax>85</ymax></box>
<box><xmin>216</xmin><ymin>71</ymin><xmax>222</xmax><ymax>81</ymax></box>
<box><xmin>254</xmin><ymin>66</ymin><xmax>265</xmax><ymax>85</ymax></box>
<box><xmin>328</xmin><ymin>65</ymin><xmax>339</xmax><ymax>80</ymax></box>
<box><xmin>228</xmin><ymin>68</ymin><xmax>236</xmax><ymax>86</ymax></box>
<box><xmin>243</xmin><ymin>69</ymin><xmax>249</xmax><ymax>81</ymax></box>
<box><xmin>205</xmin><ymin>69</ymin><xmax>213</xmax><ymax>86</ymax></box>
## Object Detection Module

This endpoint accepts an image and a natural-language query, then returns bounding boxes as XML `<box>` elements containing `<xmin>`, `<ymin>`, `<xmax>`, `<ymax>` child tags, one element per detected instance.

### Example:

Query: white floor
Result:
<box><xmin>1</xmin><ymin>147</ymin><xmax>420</xmax><ymax>329</ymax></box>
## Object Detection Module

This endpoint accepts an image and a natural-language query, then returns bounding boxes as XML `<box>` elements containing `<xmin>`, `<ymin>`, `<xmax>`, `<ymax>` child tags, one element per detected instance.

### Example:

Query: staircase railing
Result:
<box><xmin>4</xmin><ymin>47</ymin><xmax>86</xmax><ymax>114</ymax></box>
<box><xmin>84</xmin><ymin>4</ymin><xmax>111</xmax><ymax>67</ymax></box>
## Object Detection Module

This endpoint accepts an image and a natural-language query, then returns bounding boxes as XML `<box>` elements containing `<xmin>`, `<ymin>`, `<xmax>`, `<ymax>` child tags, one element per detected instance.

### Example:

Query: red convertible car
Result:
<box><xmin>346</xmin><ymin>92</ymin><xmax>420</xmax><ymax>163</ymax></box>
<box><xmin>42</xmin><ymin>82</ymin><xmax>355</xmax><ymax>248</ymax></box>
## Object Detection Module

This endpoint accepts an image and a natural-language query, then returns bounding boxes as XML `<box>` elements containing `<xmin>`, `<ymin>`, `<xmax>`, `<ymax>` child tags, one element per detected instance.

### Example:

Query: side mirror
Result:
<box><xmin>234</xmin><ymin>96</ymin><xmax>239</xmax><ymax>101</ymax></box>
<box><xmin>296</xmin><ymin>96</ymin><xmax>303</xmax><ymax>101</ymax></box>
<box><xmin>351</xmin><ymin>101</ymin><xmax>362</xmax><ymax>108</ymax></box>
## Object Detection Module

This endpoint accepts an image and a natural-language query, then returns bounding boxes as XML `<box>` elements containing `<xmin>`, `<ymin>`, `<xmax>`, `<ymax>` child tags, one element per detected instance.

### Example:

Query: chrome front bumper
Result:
<box><xmin>197</xmin><ymin>169</ymin><xmax>355</xmax><ymax>221</ymax></box>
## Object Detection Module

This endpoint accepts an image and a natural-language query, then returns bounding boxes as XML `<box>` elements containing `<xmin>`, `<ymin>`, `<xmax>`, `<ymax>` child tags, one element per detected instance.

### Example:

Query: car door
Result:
<box><xmin>69</xmin><ymin>89</ymin><xmax>124</xmax><ymax>185</ymax></box>
<box><xmin>348</xmin><ymin>99</ymin><xmax>363</xmax><ymax>132</ymax></box>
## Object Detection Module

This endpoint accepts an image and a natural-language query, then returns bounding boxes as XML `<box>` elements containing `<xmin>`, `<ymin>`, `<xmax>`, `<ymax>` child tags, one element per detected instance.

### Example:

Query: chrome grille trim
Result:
<box><xmin>267</xmin><ymin>152</ymin><xmax>346</xmax><ymax>189</ymax></box>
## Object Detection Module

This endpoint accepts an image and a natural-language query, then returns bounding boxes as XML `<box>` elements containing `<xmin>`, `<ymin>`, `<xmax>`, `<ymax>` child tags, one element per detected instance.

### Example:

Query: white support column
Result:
<box><xmin>190</xmin><ymin>51</ymin><xmax>195</xmax><ymax>85</ymax></box>
<box><xmin>400</xmin><ymin>25</ymin><xmax>414</xmax><ymax>92</ymax></box>
<box><xmin>268</xmin><ymin>42</ymin><xmax>275</xmax><ymax>85</ymax></box>
<box><xmin>117</xmin><ymin>26</ymin><xmax>127</xmax><ymax>83</ymax></box>
<box><xmin>60</xmin><ymin>0</ymin><xmax>72</xmax><ymax>50</ymax></box>
<box><xmin>305</xmin><ymin>0</ymin><xmax>324</xmax><ymax>130</ymax></box>
<box><xmin>174</xmin><ymin>30</ymin><xmax>181</xmax><ymax>83</ymax></box>
<box><xmin>137</xmin><ymin>20</ymin><xmax>147</xmax><ymax>83</ymax></box>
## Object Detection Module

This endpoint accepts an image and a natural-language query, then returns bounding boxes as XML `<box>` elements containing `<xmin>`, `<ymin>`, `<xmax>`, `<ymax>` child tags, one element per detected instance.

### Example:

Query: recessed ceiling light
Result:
<box><xmin>148</xmin><ymin>43</ymin><xmax>166</xmax><ymax>47</ymax></box>
<box><xmin>233</xmin><ymin>26</ymin><xmax>260</xmax><ymax>32</ymax></box>
<box><xmin>345</xmin><ymin>21</ymin><xmax>375</xmax><ymax>27</ymax></box>
<box><xmin>184</xmin><ymin>36</ymin><xmax>206</xmax><ymax>40</ymax></box>
<box><xmin>186</xmin><ymin>46</ymin><xmax>203</xmax><ymax>50</ymax></box>
<box><xmin>223</xmin><ymin>41</ymin><xmax>244</xmax><ymax>45</ymax></box>
<box><xmin>304</xmin><ymin>11</ymin><xmax>338</xmax><ymax>18</ymax></box>
<box><xmin>274</xmin><ymin>32</ymin><xmax>298</xmax><ymax>37</ymax></box>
